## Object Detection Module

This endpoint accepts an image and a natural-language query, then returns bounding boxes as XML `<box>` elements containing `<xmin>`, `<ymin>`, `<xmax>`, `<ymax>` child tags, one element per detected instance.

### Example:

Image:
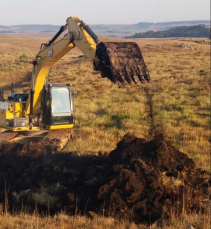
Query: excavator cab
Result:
<box><xmin>41</xmin><ymin>83</ymin><xmax>74</xmax><ymax>129</ymax></box>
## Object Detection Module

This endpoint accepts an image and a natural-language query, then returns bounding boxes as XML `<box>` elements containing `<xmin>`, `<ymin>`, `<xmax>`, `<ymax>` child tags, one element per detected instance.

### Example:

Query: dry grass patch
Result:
<box><xmin>0</xmin><ymin>35</ymin><xmax>210</xmax><ymax>226</ymax></box>
<box><xmin>0</xmin><ymin>212</ymin><xmax>210</xmax><ymax>229</ymax></box>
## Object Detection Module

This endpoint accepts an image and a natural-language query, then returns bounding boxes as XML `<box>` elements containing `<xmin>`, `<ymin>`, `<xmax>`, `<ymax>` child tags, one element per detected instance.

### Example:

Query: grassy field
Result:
<box><xmin>0</xmin><ymin>35</ymin><xmax>210</xmax><ymax>228</ymax></box>
<box><xmin>0</xmin><ymin>212</ymin><xmax>210</xmax><ymax>229</ymax></box>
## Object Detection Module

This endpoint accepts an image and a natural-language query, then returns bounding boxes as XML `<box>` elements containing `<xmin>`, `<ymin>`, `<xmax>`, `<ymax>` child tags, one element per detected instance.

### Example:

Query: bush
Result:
<box><xmin>19</xmin><ymin>54</ymin><xmax>28</xmax><ymax>63</ymax></box>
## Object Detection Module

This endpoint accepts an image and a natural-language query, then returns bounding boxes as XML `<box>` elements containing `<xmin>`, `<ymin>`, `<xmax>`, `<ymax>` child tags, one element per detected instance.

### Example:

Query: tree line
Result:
<box><xmin>126</xmin><ymin>25</ymin><xmax>210</xmax><ymax>38</ymax></box>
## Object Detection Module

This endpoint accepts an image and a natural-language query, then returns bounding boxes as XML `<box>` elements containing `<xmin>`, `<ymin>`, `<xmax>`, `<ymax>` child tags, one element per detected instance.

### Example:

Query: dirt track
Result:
<box><xmin>0</xmin><ymin>134</ymin><xmax>210</xmax><ymax>224</ymax></box>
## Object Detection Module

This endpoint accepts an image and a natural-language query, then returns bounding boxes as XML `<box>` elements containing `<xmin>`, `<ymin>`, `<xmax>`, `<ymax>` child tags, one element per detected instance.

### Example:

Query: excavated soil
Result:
<box><xmin>0</xmin><ymin>133</ymin><xmax>210</xmax><ymax>224</ymax></box>
<box><xmin>96</xmin><ymin>42</ymin><xmax>151</xmax><ymax>84</ymax></box>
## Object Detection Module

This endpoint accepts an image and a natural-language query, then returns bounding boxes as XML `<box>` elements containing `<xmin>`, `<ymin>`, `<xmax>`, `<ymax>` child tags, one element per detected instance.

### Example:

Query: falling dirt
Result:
<box><xmin>0</xmin><ymin>133</ymin><xmax>210</xmax><ymax>224</ymax></box>
<box><xmin>95</xmin><ymin>42</ymin><xmax>151</xmax><ymax>84</ymax></box>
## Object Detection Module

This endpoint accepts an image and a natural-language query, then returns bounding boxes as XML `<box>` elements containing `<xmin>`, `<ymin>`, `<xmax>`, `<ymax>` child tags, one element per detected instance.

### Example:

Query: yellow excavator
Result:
<box><xmin>0</xmin><ymin>16</ymin><xmax>150</xmax><ymax>151</ymax></box>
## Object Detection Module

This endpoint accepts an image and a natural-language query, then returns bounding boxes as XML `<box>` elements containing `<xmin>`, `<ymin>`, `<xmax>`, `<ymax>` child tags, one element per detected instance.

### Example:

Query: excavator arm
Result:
<box><xmin>0</xmin><ymin>16</ymin><xmax>151</xmax><ymax>152</ymax></box>
<box><xmin>0</xmin><ymin>16</ymin><xmax>150</xmax><ymax>136</ymax></box>
<box><xmin>26</xmin><ymin>17</ymin><xmax>98</xmax><ymax>116</ymax></box>
<box><xmin>26</xmin><ymin>16</ymin><xmax>150</xmax><ymax>118</ymax></box>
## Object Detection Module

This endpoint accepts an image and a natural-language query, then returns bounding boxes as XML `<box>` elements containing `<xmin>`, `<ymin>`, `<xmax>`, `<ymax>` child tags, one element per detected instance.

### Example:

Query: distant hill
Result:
<box><xmin>134</xmin><ymin>20</ymin><xmax>210</xmax><ymax>29</ymax></box>
<box><xmin>0</xmin><ymin>25</ymin><xmax>60</xmax><ymax>33</ymax></box>
<box><xmin>0</xmin><ymin>25</ymin><xmax>8</xmax><ymax>29</ymax></box>
<box><xmin>11</xmin><ymin>24</ymin><xmax>60</xmax><ymax>31</ymax></box>
<box><xmin>126</xmin><ymin>25</ymin><xmax>211</xmax><ymax>38</ymax></box>
<box><xmin>0</xmin><ymin>20</ymin><xmax>210</xmax><ymax>38</ymax></box>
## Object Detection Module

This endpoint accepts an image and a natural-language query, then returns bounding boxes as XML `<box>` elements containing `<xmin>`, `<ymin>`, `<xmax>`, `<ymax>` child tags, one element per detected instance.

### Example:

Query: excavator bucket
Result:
<box><xmin>95</xmin><ymin>42</ymin><xmax>150</xmax><ymax>84</ymax></box>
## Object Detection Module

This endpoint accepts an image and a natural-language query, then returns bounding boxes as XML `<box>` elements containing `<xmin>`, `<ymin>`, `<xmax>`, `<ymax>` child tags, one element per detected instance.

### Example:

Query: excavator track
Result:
<box><xmin>96</xmin><ymin>42</ymin><xmax>150</xmax><ymax>84</ymax></box>
<box><xmin>42</xmin><ymin>129</ymin><xmax>72</xmax><ymax>152</ymax></box>
<box><xmin>0</xmin><ymin>131</ymin><xmax>18</xmax><ymax>142</ymax></box>
<box><xmin>0</xmin><ymin>129</ymin><xmax>72</xmax><ymax>154</ymax></box>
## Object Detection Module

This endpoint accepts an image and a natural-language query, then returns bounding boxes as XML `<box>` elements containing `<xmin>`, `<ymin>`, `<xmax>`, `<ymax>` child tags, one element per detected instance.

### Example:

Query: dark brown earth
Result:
<box><xmin>0</xmin><ymin>129</ymin><xmax>72</xmax><ymax>154</ymax></box>
<box><xmin>0</xmin><ymin>133</ymin><xmax>210</xmax><ymax>224</ymax></box>
<box><xmin>95</xmin><ymin>42</ymin><xmax>151</xmax><ymax>84</ymax></box>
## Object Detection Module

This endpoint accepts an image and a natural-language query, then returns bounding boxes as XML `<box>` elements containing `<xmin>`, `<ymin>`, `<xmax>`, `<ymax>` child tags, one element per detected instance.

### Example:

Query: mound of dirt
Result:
<box><xmin>0</xmin><ymin>134</ymin><xmax>210</xmax><ymax>224</ymax></box>
<box><xmin>99</xmin><ymin>134</ymin><xmax>210</xmax><ymax>223</ymax></box>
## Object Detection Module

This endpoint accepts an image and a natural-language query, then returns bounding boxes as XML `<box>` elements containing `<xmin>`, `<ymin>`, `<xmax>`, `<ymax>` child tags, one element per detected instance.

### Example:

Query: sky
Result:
<box><xmin>0</xmin><ymin>0</ymin><xmax>210</xmax><ymax>26</ymax></box>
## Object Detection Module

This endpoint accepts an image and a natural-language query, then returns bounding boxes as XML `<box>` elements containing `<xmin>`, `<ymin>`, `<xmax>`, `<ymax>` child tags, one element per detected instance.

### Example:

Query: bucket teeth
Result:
<box><xmin>95</xmin><ymin>42</ymin><xmax>150</xmax><ymax>85</ymax></box>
